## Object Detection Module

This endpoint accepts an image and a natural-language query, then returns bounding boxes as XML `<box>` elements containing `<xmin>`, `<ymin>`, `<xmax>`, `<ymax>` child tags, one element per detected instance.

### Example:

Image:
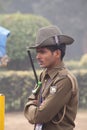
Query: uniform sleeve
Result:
<box><xmin>24</xmin><ymin>77</ymin><xmax>72</xmax><ymax>124</ymax></box>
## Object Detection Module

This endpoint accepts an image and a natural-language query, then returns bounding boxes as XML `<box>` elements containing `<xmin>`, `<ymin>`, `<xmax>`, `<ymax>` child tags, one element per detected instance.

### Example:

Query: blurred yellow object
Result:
<box><xmin>0</xmin><ymin>94</ymin><xmax>5</xmax><ymax>130</ymax></box>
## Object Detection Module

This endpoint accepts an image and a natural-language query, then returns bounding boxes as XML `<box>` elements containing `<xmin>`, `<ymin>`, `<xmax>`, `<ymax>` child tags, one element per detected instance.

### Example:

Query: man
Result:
<box><xmin>24</xmin><ymin>25</ymin><xmax>79</xmax><ymax>130</ymax></box>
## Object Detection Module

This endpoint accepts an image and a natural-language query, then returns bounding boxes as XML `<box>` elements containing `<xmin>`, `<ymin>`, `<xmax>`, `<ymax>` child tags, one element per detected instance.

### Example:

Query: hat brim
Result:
<box><xmin>29</xmin><ymin>35</ymin><xmax>74</xmax><ymax>49</ymax></box>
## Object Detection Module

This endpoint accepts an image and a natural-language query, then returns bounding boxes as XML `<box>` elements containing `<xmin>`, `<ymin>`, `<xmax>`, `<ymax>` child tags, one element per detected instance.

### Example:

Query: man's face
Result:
<box><xmin>36</xmin><ymin>47</ymin><xmax>60</xmax><ymax>68</ymax></box>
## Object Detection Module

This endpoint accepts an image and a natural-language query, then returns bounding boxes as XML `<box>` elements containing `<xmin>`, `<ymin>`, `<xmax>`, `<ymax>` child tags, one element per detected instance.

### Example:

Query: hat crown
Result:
<box><xmin>36</xmin><ymin>26</ymin><xmax>62</xmax><ymax>44</ymax></box>
<box><xmin>29</xmin><ymin>25</ymin><xmax>74</xmax><ymax>49</ymax></box>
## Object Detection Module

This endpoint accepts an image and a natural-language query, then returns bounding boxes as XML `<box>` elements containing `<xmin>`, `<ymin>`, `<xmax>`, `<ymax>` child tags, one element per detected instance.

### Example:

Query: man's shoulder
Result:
<box><xmin>59</xmin><ymin>68</ymin><xmax>76</xmax><ymax>80</ymax></box>
<box><xmin>58</xmin><ymin>68</ymin><xmax>78</xmax><ymax>87</ymax></box>
<box><xmin>60</xmin><ymin>68</ymin><xmax>78</xmax><ymax>92</ymax></box>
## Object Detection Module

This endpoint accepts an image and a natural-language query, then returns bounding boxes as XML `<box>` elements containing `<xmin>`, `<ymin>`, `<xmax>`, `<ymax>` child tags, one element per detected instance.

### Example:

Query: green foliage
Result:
<box><xmin>0</xmin><ymin>13</ymin><xmax>51</xmax><ymax>70</ymax></box>
<box><xmin>76</xmin><ymin>70</ymin><xmax>87</xmax><ymax>108</ymax></box>
<box><xmin>0</xmin><ymin>71</ymin><xmax>35</xmax><ymax>111</ymax></box>
<box><xmin>65</xmin><ymin>60</ymin><xmax>80</xmax><ymax>70</ymax></box>
<box><xmin>65</xmin><ymin>53</ymin><xmax>87</xmax><ymax>70</ymax></box>
<box><xmin>0</xmin><ymin>13</ymin><xmax>51</xmax><ymax>60</ymax></box>
<box><xmin>0</xmin><ymin>70</ymin><xmax>87</xmax><ymax>111</ymax></box>
<box><xmin>80</xmin><ymin>53</ymin><xmax>87</xmax><ymax>68</ymax></box>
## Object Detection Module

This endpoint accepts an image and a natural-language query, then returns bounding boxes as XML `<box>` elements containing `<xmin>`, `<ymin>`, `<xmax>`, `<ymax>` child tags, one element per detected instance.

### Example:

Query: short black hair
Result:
<box><xmin>44</xmin><ymin>44</ymin><xmax>66</xmax><ymax>60</ymax></box>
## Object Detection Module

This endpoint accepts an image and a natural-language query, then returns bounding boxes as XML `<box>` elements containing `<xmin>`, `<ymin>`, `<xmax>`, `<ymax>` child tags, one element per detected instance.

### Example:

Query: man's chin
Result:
<box><xmin>39</xmin><ymin>64</ymin><xmax>46</xmax><ymax>68</ymax></box>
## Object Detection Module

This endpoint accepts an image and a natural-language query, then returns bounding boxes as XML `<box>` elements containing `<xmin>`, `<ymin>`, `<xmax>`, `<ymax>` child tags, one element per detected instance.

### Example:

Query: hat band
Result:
<box><xmin>54</xmin><ymin>36</ymin><xmax>60</xmax><ymax>45</ymax></box>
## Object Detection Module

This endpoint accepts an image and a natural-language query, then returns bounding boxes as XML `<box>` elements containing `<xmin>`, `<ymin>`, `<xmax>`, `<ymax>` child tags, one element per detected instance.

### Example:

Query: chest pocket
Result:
<box><xmin>41</xmin><ymin>74</ymin><xmax>66</xmax><ymax>100</ymax></box>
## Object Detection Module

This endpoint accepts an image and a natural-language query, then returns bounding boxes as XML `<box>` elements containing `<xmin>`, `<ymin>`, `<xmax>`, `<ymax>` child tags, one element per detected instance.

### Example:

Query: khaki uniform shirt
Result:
<box><xmin>24</xmin><ymin>62</ymin><xmax>79</xmax><ymax>130</ymax></box>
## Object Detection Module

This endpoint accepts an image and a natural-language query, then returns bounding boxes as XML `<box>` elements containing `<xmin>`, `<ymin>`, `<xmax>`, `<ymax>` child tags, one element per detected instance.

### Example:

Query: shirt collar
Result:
<box><xmin>45</xmin><ymin>62</ymin><xmax>65</xmax><ymax>79</ymax></box>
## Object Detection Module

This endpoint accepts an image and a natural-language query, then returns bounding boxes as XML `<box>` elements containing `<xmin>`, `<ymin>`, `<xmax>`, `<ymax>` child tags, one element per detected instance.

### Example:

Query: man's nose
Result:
<box><xmin>36</xmin><ymin>53</ymin><xmax>40</xmax><ymax>59</ymax></box>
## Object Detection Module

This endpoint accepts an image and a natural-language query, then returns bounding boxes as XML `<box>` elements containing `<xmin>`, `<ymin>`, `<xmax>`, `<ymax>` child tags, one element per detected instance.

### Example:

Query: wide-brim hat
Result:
<box><xmin>29</xmin><ymin>25</ymin><xmax>74</xmax><ymax>49</ymax></box>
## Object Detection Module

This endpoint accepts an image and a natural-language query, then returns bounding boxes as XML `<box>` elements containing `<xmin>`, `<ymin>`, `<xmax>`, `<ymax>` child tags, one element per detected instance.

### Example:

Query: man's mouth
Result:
<box><xmin>38</xmin><ymin>60</ymin><xmax>44</xmax><ymax>65</ymax></box>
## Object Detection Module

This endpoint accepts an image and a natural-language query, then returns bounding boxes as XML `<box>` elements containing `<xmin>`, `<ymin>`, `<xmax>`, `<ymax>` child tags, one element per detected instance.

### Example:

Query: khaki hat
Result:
<box><xmin>29</xmin><ymin>25</ymin><xmax>74</xmax><ymax>49</ymax></box>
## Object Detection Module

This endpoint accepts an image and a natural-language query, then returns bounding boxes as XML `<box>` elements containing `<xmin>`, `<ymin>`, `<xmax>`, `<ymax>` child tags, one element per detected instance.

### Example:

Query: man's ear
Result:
<box><xmin>54</xmin><ymin>49</ymin><xmax>61</xmax><ymax>58</ymax></box>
